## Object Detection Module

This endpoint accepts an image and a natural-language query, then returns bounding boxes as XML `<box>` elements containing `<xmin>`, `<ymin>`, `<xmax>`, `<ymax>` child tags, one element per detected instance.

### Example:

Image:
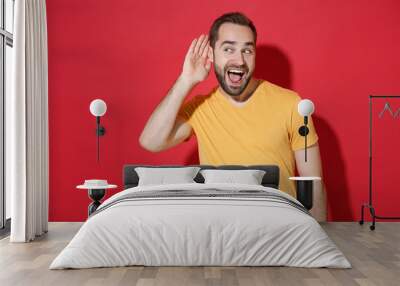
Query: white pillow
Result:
<box><xmin>135</xmin><ymin>167</ymin><xmax>201</xmax><ymax>186</ymax></box>
<box><xmin>200</xmin><ymin>169</ymin><xmax>266</xmax><ymax>185</ymax></box>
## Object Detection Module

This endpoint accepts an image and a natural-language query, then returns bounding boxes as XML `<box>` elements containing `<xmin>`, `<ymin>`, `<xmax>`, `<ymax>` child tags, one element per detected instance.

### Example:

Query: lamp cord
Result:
<box><xmin>305</xmin><ymin>131</ymin><xmax>307</xmax><ymax>162</ymax></box>
<box><xmin>97</xmin><ymin>116</ymin><xmax>100</xmax><ymax>162</ymax></box>
<box><xmin>97</xmin><ymin>129</ymin><xmax>100</xmax><ymax>162</ymax></box>
<box><xmin>304</xmin><ymin>116</ymin><xmax>308</xmax><ymax>162</ymax></box>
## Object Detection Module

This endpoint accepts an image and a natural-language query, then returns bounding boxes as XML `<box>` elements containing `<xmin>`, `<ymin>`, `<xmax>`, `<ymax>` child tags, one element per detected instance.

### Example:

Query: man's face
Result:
<box><xmin>212</xmin><ymin>23</ymin><xmax>256</xmax><ymax>96</ymax></box>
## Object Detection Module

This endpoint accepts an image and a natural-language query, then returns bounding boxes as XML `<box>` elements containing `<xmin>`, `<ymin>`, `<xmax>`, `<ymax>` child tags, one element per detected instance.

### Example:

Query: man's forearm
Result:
<box><xmin>140</xmin><ymin>34</ymin><xmax>211</xmax><ymax>152</ymax></box>
<box><xmin>139</xmin><ymin>76</ymin><xmax>195</xmax><ymax>151</ymax></box>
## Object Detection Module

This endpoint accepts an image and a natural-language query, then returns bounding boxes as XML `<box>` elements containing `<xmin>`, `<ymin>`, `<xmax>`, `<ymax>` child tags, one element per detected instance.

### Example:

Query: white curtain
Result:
<box><xmin>8</xmin><ymin>0</ymin><xmax>49</xmax><ymax>242</ymax></box>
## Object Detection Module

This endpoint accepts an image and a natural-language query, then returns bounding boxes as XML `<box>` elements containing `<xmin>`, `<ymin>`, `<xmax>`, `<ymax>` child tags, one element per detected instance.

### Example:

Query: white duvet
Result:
<box><xmin>50</xmin><ymin>183</ymin><xmax>351</xmax><ymax>269</ymax></box>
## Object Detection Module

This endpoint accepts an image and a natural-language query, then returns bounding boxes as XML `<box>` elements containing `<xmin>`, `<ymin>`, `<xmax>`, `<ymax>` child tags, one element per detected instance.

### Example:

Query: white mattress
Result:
<box><xmin>50</xmin><ymin>183</ymin><xmax>351</xmax><ymax>269</ymax></box>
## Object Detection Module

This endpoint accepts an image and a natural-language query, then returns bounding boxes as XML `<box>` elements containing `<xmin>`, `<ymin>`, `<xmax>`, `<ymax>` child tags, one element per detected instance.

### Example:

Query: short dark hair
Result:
<box><xmin>209</xmin><ymin>12</ymin><xmax>257</xmax><ymax>48</ymax></box>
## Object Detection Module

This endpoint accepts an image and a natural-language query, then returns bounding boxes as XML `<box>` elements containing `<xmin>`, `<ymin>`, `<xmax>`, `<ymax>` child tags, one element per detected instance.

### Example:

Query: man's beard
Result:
<box><xmin>214</xmin><ymin>63</ymin><xmax>253</xmax><ymax>97</ymax></box>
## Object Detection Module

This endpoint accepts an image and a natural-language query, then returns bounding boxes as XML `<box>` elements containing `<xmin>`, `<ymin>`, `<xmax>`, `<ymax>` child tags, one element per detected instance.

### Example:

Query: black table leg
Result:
<box><xmin>88</xmin><ymin>189</ymin><xmax>105</xmax><ymax>216</ymax></box>
<box><xmin>296</xmin><ymin>180</ymin><xmax>313</xmax><ymax>210</ymax></box>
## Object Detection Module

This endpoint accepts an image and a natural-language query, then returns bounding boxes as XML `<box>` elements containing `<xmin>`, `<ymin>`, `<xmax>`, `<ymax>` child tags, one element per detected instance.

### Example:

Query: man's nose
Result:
<box><xmin>233</xmin><ymin>51</ymin><xmax>245</xmax><ymax>65</ymax></box>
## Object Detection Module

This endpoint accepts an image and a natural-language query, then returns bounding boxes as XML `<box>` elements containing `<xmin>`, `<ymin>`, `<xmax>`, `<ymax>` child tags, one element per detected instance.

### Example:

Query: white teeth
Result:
<box><xmin>228</xmin><ymin>69</ymin><xmax>245</xmax><ymax>74</ymax></box>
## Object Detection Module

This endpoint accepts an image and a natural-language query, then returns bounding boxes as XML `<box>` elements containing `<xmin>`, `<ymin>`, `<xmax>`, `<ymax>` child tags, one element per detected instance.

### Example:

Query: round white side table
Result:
<box><xmin>77</xmin><ymin>183</ymin><xmax>117</xmax><ymax>216</ymax></box>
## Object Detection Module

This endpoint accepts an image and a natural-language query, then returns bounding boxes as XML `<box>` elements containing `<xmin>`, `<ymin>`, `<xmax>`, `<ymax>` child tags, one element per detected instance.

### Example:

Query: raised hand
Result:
<box><xmin>180</xmin><ymin>34</ymin><xmax>212</xmax><ymax>85</ymax></box>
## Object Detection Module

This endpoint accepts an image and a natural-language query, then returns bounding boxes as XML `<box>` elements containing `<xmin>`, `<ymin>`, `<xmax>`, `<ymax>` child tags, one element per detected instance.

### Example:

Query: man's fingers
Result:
<box><xmin>199</xmin><ymin>36</ymin><xmax>209</xmax><ymax>57</ymax></box>
<box><xmin>187</xmin><ymin>38</ymin><xmax>197</xmax><ymax>56</ymax></box>
<box><xmin>193</xmin><ymin>34</ymin><xmax>205</xmax><ymax>56</ymax></box>
<box><xmin>201</xmin><ymin>42</ymin><xmax>210</xmax><ymax>59</ymax></box>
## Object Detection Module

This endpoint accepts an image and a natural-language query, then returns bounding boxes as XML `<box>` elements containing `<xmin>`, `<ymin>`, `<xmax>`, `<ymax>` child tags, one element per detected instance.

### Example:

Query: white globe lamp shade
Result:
<box><xmin>90</xmin><ymin>99</ymin><xmax>107</xmax><ymax>117</ymax></box>
<box><xmin>298</xmin><ymin>99</ymin><xmax>315</xmax><ymax>117</ymax></box>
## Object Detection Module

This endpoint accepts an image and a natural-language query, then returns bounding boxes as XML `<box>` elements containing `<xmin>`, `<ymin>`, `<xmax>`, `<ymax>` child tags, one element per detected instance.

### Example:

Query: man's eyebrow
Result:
<box><xmin>244</xmin><ymin>42</ymin><xmax>255</xmax><ymax>47</ymax></box>
<box><xmin>220</xmin><ymin>40</ymin><xmax>237</xmax><ymax>46</ymax></box>
<box><xmin>219</xmin><ymin>40</ymin><xmax>255</xmax><ymax>47</ymax></box>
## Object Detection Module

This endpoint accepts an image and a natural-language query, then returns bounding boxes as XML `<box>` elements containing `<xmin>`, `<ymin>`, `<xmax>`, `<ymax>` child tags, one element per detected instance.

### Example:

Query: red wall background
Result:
<box><xmin>46</xmin><ymin>0</ymin><xmax>400</xmax><ymax>222</ymax></box>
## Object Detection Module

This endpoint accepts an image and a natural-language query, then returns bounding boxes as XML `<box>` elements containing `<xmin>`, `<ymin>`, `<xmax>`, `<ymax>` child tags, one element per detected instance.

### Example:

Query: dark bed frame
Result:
<box><xmin>123</xmin><ymin>165</ymin><xmax>280</xmax><ymax>190</ymax></box>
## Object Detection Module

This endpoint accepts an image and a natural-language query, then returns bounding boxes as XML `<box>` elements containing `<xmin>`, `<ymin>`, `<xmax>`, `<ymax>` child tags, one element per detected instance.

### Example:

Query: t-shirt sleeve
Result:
<box><xmin>289</xmin><ymin>95</ymin><xmax>319</xmax><ymax>151</ymax></box>
<box><xmin>177</xmin><ymin>95</ymin><xmax>204</xmax><ymax>126</ymax></box>
<box><xmin>177</xmin><ymin>95</ymin><xmax>205</xmax><ymax>141</ymax></box>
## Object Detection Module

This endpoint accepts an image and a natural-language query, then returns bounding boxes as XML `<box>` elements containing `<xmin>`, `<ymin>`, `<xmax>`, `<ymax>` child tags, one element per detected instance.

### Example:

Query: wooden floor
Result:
<box><xmin>0</xmin><ymin>222</ymin><xmax>399</xmax><ymax>286</ymax></box>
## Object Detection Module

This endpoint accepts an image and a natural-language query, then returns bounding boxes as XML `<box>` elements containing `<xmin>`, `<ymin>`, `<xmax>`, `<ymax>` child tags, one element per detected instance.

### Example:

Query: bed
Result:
<box><xmin>50</xmin><ymin>165</ymin><xmax>351</xmax><ymax>269</ymax></box>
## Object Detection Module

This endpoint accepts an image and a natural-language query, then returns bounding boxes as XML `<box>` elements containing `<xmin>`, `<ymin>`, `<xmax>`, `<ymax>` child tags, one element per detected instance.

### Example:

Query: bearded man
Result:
<box><xmin>139</xmin><ymin>12</ymin><xmax>326</xmax><ymax>221</ymax></box>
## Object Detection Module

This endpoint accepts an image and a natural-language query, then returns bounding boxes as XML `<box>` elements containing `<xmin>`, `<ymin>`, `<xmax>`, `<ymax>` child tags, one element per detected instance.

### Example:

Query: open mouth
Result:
<box><xmin>226</xmin><ymin>68</ymin><xmax>246</xmax><ymax>86</ymax></box>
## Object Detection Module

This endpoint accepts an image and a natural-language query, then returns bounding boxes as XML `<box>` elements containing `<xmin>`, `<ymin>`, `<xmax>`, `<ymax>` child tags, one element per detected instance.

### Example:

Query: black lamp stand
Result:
<box><xmin>295</xmin><ymin>180</ymin><xmax>313</xmax><ymax>210</ymax></box>
<box><xmin>88</xmin><ymin>189</ymin><xmax>106</xmax><ymax>216</ymax></box>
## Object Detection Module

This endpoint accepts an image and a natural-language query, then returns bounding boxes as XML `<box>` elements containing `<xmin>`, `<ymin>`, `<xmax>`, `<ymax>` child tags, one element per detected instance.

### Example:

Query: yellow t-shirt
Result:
<box><xmin>178</xmin><ymin>80</ymin><xmax>319</xmax><ymax>198</ymax></box>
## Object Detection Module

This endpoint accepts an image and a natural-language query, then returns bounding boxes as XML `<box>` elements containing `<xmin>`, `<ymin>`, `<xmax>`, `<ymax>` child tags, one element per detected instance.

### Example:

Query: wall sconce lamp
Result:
<box><xmin>297</xmin><ymin>99</ymin><xmax>315</xmax><ymax>162</ymax></box>
<box><xmin>89</xmin><ymin>99</ymin><xmax>107</xmax><ymax>162</ymax></box>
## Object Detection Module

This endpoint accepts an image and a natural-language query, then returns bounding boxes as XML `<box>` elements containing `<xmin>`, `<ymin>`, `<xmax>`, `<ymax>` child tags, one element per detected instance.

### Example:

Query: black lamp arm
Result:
<box><xmin>96</xmin><ymin>116</ymin><xmax>106</xmax><ymax>136</ymax></box>
<box><xmin>298</xmin><ymin>116</ymin><xmax>309</xmax><ymax>162</ymax></box>
<box><xmin>95</xmin><ymin>116</ymin><xmax>106</xmax><ymax>162</ymax></box>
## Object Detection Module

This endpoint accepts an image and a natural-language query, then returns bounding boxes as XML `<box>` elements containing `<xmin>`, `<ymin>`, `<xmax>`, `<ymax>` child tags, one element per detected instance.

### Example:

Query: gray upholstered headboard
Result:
<box><xmin>123</xmin><ymin>165</ymin><xmax>280</xmax><ymax>189</ymax></box>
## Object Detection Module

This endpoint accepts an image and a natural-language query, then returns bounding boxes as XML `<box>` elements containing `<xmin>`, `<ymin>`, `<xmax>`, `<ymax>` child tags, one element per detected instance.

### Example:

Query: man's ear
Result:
<box><xmin>208</xmin><ymin>47</ymin><xmax>214</xmax><ymax>62</ymax></box>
